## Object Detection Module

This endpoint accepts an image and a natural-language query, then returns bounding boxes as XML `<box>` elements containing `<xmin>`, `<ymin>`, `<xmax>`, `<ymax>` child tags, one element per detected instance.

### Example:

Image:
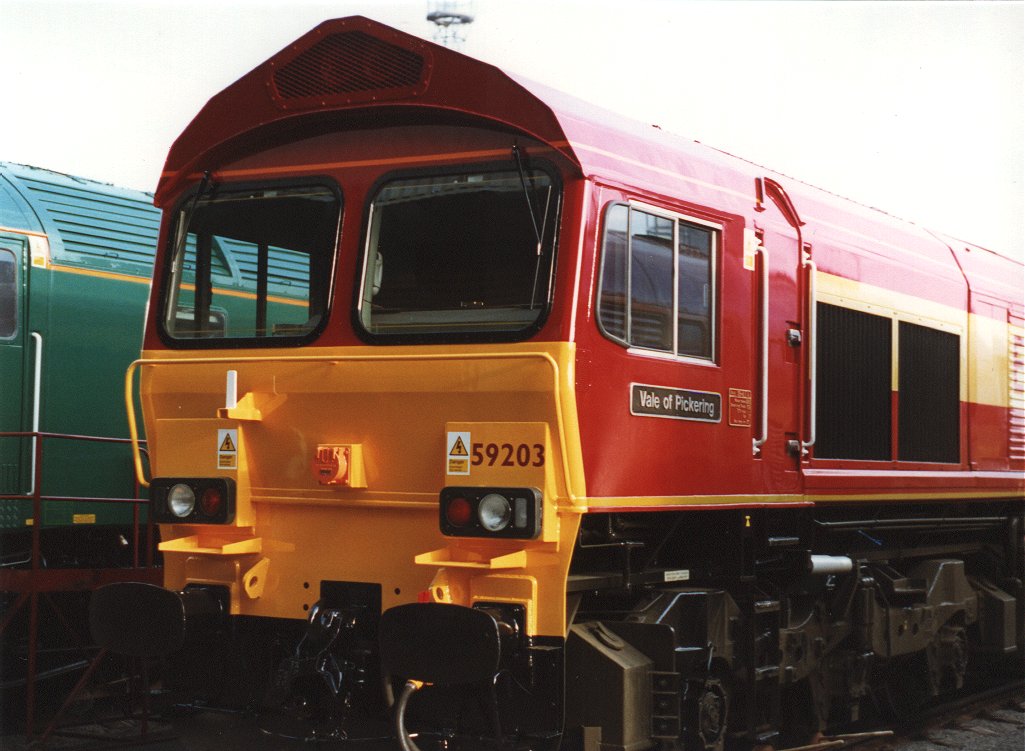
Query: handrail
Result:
<box><xmin>0</xmin><ymin>430</ymin><xmax>153</xmax><ymax>562</ymax></box>
<box><xmin>28</xmin><ymin>332</ymin><xmax>42</xmax><ymax>496</ymax></box>
<box><xmin>125</xmin><ymin>349</ymin><xmax>584</xmax><ymax>506</ymax></box>
<box><xmin>125</xmin><ymin>360</ymin><xmax>149</xmax><ymax>488</ymax></box>
<box><xmin>761</xmin><ymin>177</ymin><xmax>803</xmax><ymax>231</ymax></box>
<box><xmin>753</xmin><ymin>244</ymin><xmax>769</xmax><ymax>456</ymax></box>
<box><xmin>0</xmin><ymin>431</ymin><xmax>149</xmax><ymax>504</ymax></box>
<box><xmin>800</xmin><ymin>257</ymin><xmax>818</xmax><ymax>454</ymax></box>
<box><xmin>755</xmin><ymin>175</ymin><xmax>809</xmax><ymax>460</ymax></box>
<box><xmin>0</xmin><ymin>427</ymin><xmax>156</xmax><ymax>742</ymax></box>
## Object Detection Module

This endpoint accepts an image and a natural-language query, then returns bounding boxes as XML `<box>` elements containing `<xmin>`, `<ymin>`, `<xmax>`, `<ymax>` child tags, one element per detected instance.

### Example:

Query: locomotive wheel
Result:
<box><xmin>684</xmin><ymin>673</ymin><xmax>730</xmax><ymax>751</ymax></box>
<box><xmin>779</xmin><ymin>677</ymin><xmax>824</xmax><ymax>748</ymax></box>
<box><xmin>878</xmin><ymin>652</ymin><xmax>932</xmax><ymax>719</ymax></box>
<box><xmin>928</xmin><ymin>624</ymin><xmax>968</xmax><ymax>695</ymax></box>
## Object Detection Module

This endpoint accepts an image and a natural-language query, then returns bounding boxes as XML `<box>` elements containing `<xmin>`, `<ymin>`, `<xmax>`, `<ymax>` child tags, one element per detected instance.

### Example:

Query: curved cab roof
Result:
<box><xmin>159</xmin><ymin>15</ymin><xmax>1021</xmax><ymax>303</ymax></box>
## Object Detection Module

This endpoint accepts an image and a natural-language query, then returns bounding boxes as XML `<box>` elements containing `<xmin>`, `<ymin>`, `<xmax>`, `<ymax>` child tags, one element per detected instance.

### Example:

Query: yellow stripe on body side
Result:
<box><xmin>178</xmin><ymin>281</ymin><xmax>307</xmax><ymax>308</ymax></box>
<box><xmin>0</xmin><ymin>225</ymin><xmax>48</xmax><ymax>238</ymax></box>
<box><xmin>970</xmin><ymin>311</ymin><xmax>1018</xmax><ymax>410</ymax></box>
<box><xmin>586</xmin><ymin>494</ymin><xmax>807</xmax><ymax>511</ymax></box>
<box><xmin>50</xmin><ymin>263</ymin><xmax>151</xmax><ymax>285</ymax></box>
<box><xmin>817</xmin><ymin>271</ymin><xmax>1018</xmax><ymax>409</ymax></box>
<box><xmin>807</xmin><ymin>489</ymin><xmax>1024</xmax><ymax>503</ymax></box>
<box><xmin>50</xmin><ymin>264</ymin><xmax>310</xmax><ymax>310</ymax></box>
<box><xmin>586</xmin><ymin>489</ymin><xmax>1022</xmax><ymax>509</ymax></box>
<box><xmin>0</xmin><ymin>230</ymin><xmax>52</xmax><ymax>268</ymax></box>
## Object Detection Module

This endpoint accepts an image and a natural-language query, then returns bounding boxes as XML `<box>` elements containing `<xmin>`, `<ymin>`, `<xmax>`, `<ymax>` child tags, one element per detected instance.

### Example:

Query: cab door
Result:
<box><xmin>0</xmin><ymin>233</ymin><xmax>31</xmax><ymax>497</ymax></box>
<box><xmin>753</xmin><ymin>178</ymin><xmax>810</xmax><ymax>492</ymax></box>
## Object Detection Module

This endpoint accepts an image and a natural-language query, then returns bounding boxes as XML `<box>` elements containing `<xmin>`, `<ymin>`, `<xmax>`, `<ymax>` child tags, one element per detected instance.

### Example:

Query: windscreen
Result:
<box><xmin>358</xmin><ymin>167</ymin><xmax>559</xmax><ymax>340</ymax></box>
<box><xmin>161</xmin><ymin>184</ymin><xmax>340</xmax><ymax>343</ymax></box>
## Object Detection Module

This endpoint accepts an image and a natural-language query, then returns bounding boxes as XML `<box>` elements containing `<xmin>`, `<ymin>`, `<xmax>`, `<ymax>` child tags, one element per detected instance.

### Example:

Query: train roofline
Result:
<box><xmin>157</xmin><ymin>16</ymin><xmax>1022</xmax><ymax>284</ymax></box>
<box><xmin>0</xmin><ymin>160</ymin><xmax>158</xmax><ymax>271</ymax></box>
<box><xmin>156</xmin><ymin>15</ymin><xmax>579</xmax><ymax>205</ymax></box>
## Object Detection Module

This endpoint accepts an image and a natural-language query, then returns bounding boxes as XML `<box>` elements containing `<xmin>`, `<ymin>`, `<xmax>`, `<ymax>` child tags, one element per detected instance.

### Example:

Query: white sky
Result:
<box><xmin>2</xmin><ymin>0</ymin><xmax>1022</xmax><ymax>261</ymax></box>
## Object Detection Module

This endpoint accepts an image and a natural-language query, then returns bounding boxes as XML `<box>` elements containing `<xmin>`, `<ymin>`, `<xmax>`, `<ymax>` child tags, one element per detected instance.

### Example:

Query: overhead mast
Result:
<box><xmin>426</xmin><ymin>0</ymin><xmax>475</xmax><ymax>50</ymax></box>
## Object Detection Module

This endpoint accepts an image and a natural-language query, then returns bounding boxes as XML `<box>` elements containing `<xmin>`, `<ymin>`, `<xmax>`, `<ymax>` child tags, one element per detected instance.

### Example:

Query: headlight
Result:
<box><xmin>478</xmin><ymin>493</ymin><xmax>512</xmax><ymax>532</ymax></box>
<box><xmin>439</xmin><ymin>487</ymin><xmax>541</xmax><ymax>539</ymax></box>
<box><xmin>151</xmin><ymin>478</ymin><xmax>236</xmax><ymax>524</ymax></box>
<box><xmin>168</xmin><ymin>484</ymin><xmax>196</xmax><ymax>518</ymax></box>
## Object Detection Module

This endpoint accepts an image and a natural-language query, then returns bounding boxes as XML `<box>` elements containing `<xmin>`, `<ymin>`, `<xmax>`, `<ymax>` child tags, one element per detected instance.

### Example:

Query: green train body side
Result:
<box><xmin>0</xmin><ymin>162</ymin><xmax>159</xmax><ymax>531</ymax></box>
<box><xmin>0</xmin><ymin>163</ymin><xmax>315</xmax><ymax>533</ymax></box>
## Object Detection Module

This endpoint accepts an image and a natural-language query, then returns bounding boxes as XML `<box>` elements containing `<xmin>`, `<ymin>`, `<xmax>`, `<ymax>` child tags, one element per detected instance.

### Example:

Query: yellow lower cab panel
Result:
<box><xmin>136</xmin><ymin>342</ymin><xmax>586</xmax><ymax>637</ymax></box>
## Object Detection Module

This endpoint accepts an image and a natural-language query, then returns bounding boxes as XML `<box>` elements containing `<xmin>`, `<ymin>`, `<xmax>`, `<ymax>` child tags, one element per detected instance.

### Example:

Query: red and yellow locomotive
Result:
<box><xmin>92</xmin><ymin>17</ymin><xmax>1024</xmax><ymax>751</ymax></box>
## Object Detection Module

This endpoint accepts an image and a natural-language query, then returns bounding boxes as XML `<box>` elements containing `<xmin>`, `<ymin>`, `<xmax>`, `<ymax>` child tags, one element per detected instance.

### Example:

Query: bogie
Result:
<box><xmin>562</xmin><ymin>504</ymin><xmax>1022</xmax><ymax>748</ymax></box>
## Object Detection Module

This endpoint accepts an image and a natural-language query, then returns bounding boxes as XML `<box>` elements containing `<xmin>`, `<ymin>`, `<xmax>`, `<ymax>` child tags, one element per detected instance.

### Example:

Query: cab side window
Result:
<box><xmin>597</xmin><ymin>203</ymin><xmax>716</xmax><ymax>360</ymax></box>
<box><xmin>0</xmin><ymin>249</ymin><xmax>17</xmax><ymax>339</ymax></box>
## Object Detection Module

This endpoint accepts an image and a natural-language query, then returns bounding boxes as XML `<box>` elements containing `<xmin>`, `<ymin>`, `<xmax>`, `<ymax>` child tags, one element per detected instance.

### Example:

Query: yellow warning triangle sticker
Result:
<box><xmin>219</xmin><ymin>433</ymin><xmax>237</xmax><ymax>452</ymax></box>
<box><xmin>450</xmin><ymin>436</ymin><xmax>468</xmax><ymax>456</ymax></box>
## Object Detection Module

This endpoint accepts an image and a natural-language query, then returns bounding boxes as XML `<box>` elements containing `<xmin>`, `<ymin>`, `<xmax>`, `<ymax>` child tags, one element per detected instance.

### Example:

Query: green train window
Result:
<box><xmin>597</xmin><ymin>203</ymin><xmax>717</xmax><ymax>360</ymax></box>
<box><xmin>162</xmin><ymin>184</ymin><xmax>340</xmax><ymax>343</ymax></box>
<box><xmin>357</xmin><ymin>167</ymin><xmax>559</xmax><ymax>341</ymax></box>
<box><xmin>0</xmin><ymin>249</ymin><xmax>16</xmax><ymax>339</ymax></box>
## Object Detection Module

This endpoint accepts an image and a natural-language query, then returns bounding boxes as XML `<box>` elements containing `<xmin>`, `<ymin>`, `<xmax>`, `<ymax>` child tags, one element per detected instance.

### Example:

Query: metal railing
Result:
<box><xmin>0</xmin><ymin>429</ymin><xmax>160</xmax><ymax>739</ymax></box>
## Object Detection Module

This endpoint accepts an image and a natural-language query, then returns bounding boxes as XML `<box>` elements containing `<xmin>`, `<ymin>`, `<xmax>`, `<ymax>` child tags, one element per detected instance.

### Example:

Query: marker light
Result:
<box><xmin>200</xmin><ymin>486</ymin><xmax>223</xmax><ymax>517</ymax></box>
<box><xmin>439</xmin><ymin>487</ymin><xmax>542</xmax><ymax>539</ymax></box>
<box><xmin>168</xmin><ymin>484</ymin><xmax>196</xmax><ymax>518</ymax></box>
<box><xmin>150</xmin><ymin>478</ymin><xmax>236</xmax><ymax>524</ymax></box>
<box><xmin>478</xmin><ymin>493</ymin><xmax>512</xmax><ymax>532</ymax></box>
<box><xmin>445</xmin><ymin>496</ymin><xmax>473</xmax><ymax>527</ymax></box>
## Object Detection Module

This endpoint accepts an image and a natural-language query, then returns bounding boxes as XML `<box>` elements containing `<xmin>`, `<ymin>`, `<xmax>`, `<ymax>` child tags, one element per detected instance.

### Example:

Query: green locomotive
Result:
<box><xmin>0</xmin><ymin>162</ymin><xmax>161</xmax><ymax>729</ymax></box>
<box><xmin>0</xmin><ymin>162</ymin><xmax>159</xmax><ymax>561</ymax></box>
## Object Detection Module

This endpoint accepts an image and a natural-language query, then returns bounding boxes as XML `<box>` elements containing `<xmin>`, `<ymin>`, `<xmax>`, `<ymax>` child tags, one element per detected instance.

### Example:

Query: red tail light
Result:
<box><xmin>444</xmin><ymin>496</ymin><xmax>473</xmax><ymax>527</ymax></box>
<box><xmin>439</xmin><ymin>487</ymin><xmax>542</xmax><ymax>539</ymax></box>
<box><xmin>150</xmin><ymin>478</ymin><xmax>235</xmax><ymax>524</ymax></box>
<box><xmin>200</xmin><ymin>487</ymin><xmax>224</xmax><ymax>517</ymax></box>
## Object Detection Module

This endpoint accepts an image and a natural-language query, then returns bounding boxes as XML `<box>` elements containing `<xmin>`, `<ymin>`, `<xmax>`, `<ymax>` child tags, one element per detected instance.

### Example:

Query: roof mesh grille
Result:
<box><xmin>272</xmin><ymin>31</ymin><xmax>427</xmax><ymax>102</ymax></box>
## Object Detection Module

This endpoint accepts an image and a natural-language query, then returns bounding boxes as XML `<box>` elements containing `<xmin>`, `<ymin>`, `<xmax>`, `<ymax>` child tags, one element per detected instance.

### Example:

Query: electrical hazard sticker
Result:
<box><xmin>446</xmin><ymin>431</ymin><xmax>471</xmax><ymax>476</ymax></box>
<box><xmin>217</xmin><ymin>429</ymin><xmax>238</xmax><ymax>470</ymax></box>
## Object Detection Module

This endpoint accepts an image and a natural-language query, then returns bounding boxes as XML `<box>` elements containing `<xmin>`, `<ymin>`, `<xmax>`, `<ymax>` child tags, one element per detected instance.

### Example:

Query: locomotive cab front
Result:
<box><xmin>91</xmin><ymin>17</ymin><xmax>594</xmax><ymax>747</ymax></box>
<box><xmin>90</xmin><ymin>15</ymin><xmax>1025</xmax><ymax>751</ymax></box>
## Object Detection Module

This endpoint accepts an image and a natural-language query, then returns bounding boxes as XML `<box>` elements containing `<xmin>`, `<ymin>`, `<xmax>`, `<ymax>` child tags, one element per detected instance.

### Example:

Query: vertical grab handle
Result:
<box><xmin>125</xmin><ymin>360</ymin><xmax>150</xmax><ymax>488</ymax></box>
<box><xmin>755</xmin><ymin>176</ymin><xmax>807</xmax><ymax>459</ymax></box>
<box><xmin>753</xmin><ymin>244</ymin><xmax>769</xmax><ymax>456</ymax></box>
<box><xmin>800</xmin><ymin>257</ymin><xmax>817</xmax><ymax>454</ymax></box>
<box><xmin>28</xmin><ymin>332</ymin><xmax>43</xmax><ymax>495</ymax></box>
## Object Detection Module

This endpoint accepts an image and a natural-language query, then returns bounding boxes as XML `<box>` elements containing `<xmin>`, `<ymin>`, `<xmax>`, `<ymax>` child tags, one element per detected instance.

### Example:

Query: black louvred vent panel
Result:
<box><xmin>897</xmin><ymin>321</ymin><xmax>960</xmax><ymax>463</ymax></box>
<box><xmin>272</xmin><ymin>31</ymin><xmax>428</xmax><ymax>103</ymax></box>
<box><xmin>815</xmin><ymin>303</ymin><xmax>892</xmax><ymax>461</ymax></box>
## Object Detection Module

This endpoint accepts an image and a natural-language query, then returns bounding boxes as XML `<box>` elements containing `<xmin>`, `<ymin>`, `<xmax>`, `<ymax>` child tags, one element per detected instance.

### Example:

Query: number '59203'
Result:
<box><xmin>471</xmin><ymin>442</ymin><xmax>544</xmax><ymax>467</ymax></box>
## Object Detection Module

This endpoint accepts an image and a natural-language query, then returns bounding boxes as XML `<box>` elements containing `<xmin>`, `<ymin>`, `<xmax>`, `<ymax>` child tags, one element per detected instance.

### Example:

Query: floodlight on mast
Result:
<box><xmin>426</xmin><ymin>1</ymin><xmax>475</xmax><ymax>49</ymax></box>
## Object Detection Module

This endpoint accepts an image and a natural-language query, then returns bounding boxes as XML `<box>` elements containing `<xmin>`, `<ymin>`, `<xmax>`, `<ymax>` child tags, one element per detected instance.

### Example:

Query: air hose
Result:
<box><xmin>395</xmin><ymin>679</ymin><xmax>424</xmax><ymax>751</ymax></box>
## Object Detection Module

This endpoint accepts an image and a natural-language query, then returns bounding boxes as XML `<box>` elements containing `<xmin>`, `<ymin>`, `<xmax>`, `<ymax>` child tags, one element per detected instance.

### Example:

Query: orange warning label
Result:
<box><xmin>449</xmin><ymin>436</ymin><xmax>468</xmax><ymax>457</ymax></box>
<box><xmin>217</xmin><ymin>429</ymin><xmax>239</xmax><ymax>470</ymax></box>
<box><xmin>446</xmin><ymin>431</ymin><xmax>471</xmax><ymax>476</ymax></box>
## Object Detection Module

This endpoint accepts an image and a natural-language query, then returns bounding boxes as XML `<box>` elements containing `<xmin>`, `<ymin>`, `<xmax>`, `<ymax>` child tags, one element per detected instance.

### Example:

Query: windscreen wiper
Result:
<box><xmin>173</xmin><ymin>170</ymin><xmax>214</xmax><ymax>260</ymax></box>
<box><xmin>512</xmin><ymin>145</ymin><xmax>550</xmax><ymax>309</ymax></box>
<box><xmin>512</xmin><ymin>145</ymin><xmax>543</xmax><ymax>254</ymax></box>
